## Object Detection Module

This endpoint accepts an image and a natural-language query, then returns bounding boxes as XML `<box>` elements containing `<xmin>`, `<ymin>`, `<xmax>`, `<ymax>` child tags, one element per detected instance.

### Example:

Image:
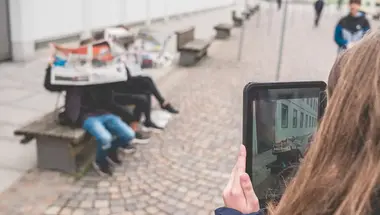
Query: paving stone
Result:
<box><xmin>59</xmin><ymin>207</ymin><xmax>73</xmax><ymax>215</ymax></box>
<box><xmin>79</xmin><ymin>200</ymin><xmax>93</xmax><ymax>208</ymax></box>
<box><xmin>45</xmin><ymin>206</ymin><xmax>61</xmax><ymax>215</ymax></box>
<box><xmin>110</xmin><ymin>206</ymin><xmax>125</xmax><ymax>213</ymax></box>
<box><xmin>71</xmin><ymin>209</ymin><xmax>85</xmax><ymax>215</ymax></box>
<box><xmin>146</xmin><ymin>206</ymin><xmax>159</xmax><ymax>214</ymax></box>
<box><xmin>94</xmin><ymin>200</ymin><xmax>109</xmax><ymax>208</ymax></box>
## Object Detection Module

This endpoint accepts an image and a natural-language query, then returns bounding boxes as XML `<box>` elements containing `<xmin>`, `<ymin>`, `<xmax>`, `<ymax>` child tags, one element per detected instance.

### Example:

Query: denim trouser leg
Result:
<box><xmin>104</xmin><ymin>115</ymin><xmax>135</xmax><ymax>151</ymax></box>
<box><xmin>83</xmin><ymin>114</ymin><xmax>135</xmax><ymax>163</ymax></box>
<box><xmin>83</xmin><ymin>116</ymin><xmax>113</xmax><ymax>163</ymax></box>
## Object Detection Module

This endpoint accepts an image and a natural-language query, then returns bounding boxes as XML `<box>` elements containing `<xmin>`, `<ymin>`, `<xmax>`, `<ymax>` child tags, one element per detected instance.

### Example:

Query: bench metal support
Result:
<box><xmin>179</xmin><ymin>51</ymin><xmax>198</xmax><ymax>66</ymax></box>
<box><xmin>215</xmin><ymin>29</ymin><xmax>231</xmax><ymax>39</ymax></box>
<box><xmin>233</xmin><ymin>19</ymin><xmax>243</xmax><ymax>27</ymax></box>
<box><xmin>36</xmin><ymin>136</ymin><xmax>77</xmax><ymax>174</ymax></box>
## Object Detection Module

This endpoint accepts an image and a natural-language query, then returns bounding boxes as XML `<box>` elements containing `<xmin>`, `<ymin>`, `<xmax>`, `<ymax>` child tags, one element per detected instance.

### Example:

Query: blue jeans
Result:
<box><xmin>83</xmin><ymin>114</ymin><xmax>135</xmax><ymax>163</ymax></box>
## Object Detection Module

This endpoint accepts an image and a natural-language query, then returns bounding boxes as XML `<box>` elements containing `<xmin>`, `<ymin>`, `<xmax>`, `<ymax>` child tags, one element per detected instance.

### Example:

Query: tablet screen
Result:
<box><xmin>250</xmin><ymin>87</ymin><xmax>322</xmax><ymax>201</ymax></box>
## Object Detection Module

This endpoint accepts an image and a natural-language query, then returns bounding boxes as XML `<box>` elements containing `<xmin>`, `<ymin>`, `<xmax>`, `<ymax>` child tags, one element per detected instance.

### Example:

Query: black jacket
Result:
<box><xmin>43</xmin><ymin>65</ymin><xmax>135</xmax><ymax>126</ymax></box>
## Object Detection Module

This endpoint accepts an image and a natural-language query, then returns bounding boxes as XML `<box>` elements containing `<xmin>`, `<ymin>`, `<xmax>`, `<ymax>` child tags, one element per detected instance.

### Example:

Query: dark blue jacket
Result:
<box><xmin>334</xmin><ymin>12</ymin><xmax>370</xmax><ymax>52</ymax></box>
<box><xmin>215</xmin><ymin>207</ymin><xmax>265</xmax><ymax>215</ymax></box>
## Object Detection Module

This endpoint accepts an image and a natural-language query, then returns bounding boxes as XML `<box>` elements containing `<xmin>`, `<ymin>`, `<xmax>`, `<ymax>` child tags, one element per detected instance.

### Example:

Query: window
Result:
<box><xmin>281</xmin><ymin>104</ymin><xmax>289</xmax><ymax>128</ymax></box>
<box><xmin>300</xmin><ymin>112</ymin><xmax>304</xmax><ymax>128</ymax></box>
<box><xmin>293</xmin><ymin>109</ymin><xmax>298</xmax><ymax>128</ymax></box>
<box><xmin>309</xmin><ymin>116</ymin><xmax>312</xmax><ymax>127</ymax></box>
<box><xmin>305</xmin><ymin>114</ymin><xmax>308</xmax><ymax>128</ymax></box>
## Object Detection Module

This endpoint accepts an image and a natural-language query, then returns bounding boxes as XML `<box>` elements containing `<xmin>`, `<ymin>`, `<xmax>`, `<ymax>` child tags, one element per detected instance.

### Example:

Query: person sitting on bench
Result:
<box><xmin>78</xmin><ymin>39</ymin><xmax>167</xmax><ymax>132</ymax></box>
<box><xmin>44</xmin><ymin>65</ymin><xmax>136</xmax><ymax>176</ymax></box>
<box><xmin>115</xmin><ymin>75</ymin><xmax>179</xmax><ymax>114</ymax></box>
<box><xmin>83</xmin><ymin>37</ymin><xmax>180</xmax><ymax>115</ymax></box>
<box><xmin>109</xmin><ymin>86</ymin><xmax>165</xmax><ymax>132</ymax></box>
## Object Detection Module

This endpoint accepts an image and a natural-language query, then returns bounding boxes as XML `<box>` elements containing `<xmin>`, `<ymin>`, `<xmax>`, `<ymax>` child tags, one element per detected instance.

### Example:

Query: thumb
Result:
<box><xmin>240</xmin><ymin>173</ymin><xmax>260</xmax><ymax>212</ymax></box>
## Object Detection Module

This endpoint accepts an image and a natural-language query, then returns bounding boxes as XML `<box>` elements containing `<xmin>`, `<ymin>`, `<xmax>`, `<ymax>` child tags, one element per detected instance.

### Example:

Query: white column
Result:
<box><xmin>145</xmin><ymin>0</ymin><xmax>151</xmax><ymax>26</ymax></box>
<box><xmin>164</xmin><ymin>0</ymin><xmax>169</xmax><ymax>22</ymax></box>
<box><xmin>8</xmin><ymin>0</ymin><xmax>35</xmax><ymax>61</ymax></box>
<box><xmin>81</xmin><ymin>0</ymin><xmax>92</xmax><ymax>40</ymax></box>
<box><xmin>120</xmin><ymin>0</ymin><xmax>127</xmax><ymax>24</ymax></box>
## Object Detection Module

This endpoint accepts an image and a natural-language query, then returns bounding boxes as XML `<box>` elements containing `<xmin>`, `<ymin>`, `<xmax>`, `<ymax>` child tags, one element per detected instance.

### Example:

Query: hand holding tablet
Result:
<box><xmin>222</xmin><ymin>145</ymin><xmax>260</xmax><ymax>214</ymax></box>
<box><xmin>242</xmin><ymin>81</ymin><xmax>327</xmax><ymax>207</ymax></box>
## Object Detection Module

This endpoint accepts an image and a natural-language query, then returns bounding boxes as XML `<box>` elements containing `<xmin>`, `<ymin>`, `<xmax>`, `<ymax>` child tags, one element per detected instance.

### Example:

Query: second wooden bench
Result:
<box><xmin>175</xmin><ymin>26</ymin><xmax>213</xmax><ymax>67</ymax></box>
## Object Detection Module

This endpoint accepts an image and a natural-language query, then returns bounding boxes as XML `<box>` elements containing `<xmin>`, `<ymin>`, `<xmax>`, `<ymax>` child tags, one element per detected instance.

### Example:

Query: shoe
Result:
<box><xmin>161</xmin><ymin>103</ymin><xmax>179</xmax><ymax>114</ymax></box>
<box><xmin>132</xmin><ymin>130</ymin><xmax>151</xmax><ymax>144</ymax></box>
<box><xmin>143</xmin><ymin>121</ymin><xmax>164</xmax><ymax>133</ymax></box>
<box><xmin>107</xmin><ymin>150</ymin><xmax>122</xmax><ymax>166</ymax></box>
<box><xmin>121</xmin><ymin>144</ymin><xmax>137</xmax><ymax>154</ymax></box>
<box><xmin>92</xmin><ymin>160</ymin><xmax>113</xmax><ymax>176</ymax></box>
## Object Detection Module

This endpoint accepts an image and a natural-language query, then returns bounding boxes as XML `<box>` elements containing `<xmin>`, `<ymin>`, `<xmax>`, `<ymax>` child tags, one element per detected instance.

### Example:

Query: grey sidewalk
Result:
<box><xmin>0</xmin><ymin>6</ymin><xmax>235</xmax><ymax>195</ymax></box>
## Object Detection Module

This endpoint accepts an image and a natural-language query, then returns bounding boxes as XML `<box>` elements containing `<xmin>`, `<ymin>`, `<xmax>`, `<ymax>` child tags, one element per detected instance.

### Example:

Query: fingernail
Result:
<box><xmin>241</xmin><ymin>173</ymin><xmax>249</xmax><ymax>182</ymax></box>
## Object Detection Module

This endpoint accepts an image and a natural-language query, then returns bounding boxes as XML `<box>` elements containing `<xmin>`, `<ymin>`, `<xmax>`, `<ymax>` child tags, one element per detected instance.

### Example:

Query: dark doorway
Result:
<box><xmin>0</xmin><ymin>0</ymin><xmax>11</xmax><ymax>61</ymax></box>
<box><xmin>255</xmin><ymin>100</ymin><xmax>276</xmax><ymax>154</ymax></box>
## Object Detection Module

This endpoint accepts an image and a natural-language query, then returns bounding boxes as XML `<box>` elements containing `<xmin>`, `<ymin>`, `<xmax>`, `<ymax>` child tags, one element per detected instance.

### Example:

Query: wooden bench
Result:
<box><xmin>175</xmin><ymin>26</ymin><xmax>213</xmax><ymax>67</ymax></box>
<box><xmin>14</xmin><ymin>111</ymin><xmax>95</xmax><ymax>176</ymax></box>
<box><xmin>248</xmin><ymin>5</ymin><xmax>260</xmax><ymax>15</ymax></box>
<box><xmin>232</xmin><ymin>11</ymin><xmax>243</xmax><ymax>27</ymax></box>
<box><xmin>214</xmin><ymin>23</ymin><xmax>233</xmax><ymax>39</ymax></box>
<box><xmin>242</xmin><ymin>10</ymin><xmax>251</xmax><ymax>20</ymax></box>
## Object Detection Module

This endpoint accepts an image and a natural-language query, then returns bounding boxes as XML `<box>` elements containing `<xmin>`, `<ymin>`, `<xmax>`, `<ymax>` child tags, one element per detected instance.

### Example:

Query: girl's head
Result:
<box><xmin>269</xmin><ymin>30</ymin><xmax>380</xmax><ymax>215</ymax></box>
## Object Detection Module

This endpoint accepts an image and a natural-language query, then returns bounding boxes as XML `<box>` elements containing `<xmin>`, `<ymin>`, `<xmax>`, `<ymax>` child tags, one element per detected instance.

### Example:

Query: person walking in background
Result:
<box><xmin>314</xmin><ymin>0</ymin><xmax>325</xmax><ymax>27</ymax></box>
<box><xmin>276</xmin><ymin>0</ymin><xmax>282</xmax><ymax>10</ymax></box>
<box><xmin>337</xmin><ymin>0</ymin><xmax>343</xmax><ymax>10</ymax></box>
<box><xmin>334</xmin><ymin>0</ymin><xmax>370</xmax><ymax>53</ymax></box>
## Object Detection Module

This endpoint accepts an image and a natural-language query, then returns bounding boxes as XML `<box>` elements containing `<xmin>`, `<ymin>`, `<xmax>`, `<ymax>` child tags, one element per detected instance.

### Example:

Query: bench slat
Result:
<box><xmin>180</xmin><ymin>39</ymin><xmax>211</xmax><ymax>52</ymax></box>
<box><xmin>176</xmin><ymin>26</ymin><xmax>195</xmax><ymax>51</ymax></box>
<box><xmin>14</xmin><ymin>111</ymin><xmax>86</xmax><ymax>142</ymax></box>
<box><xmin>214</xmin><ymin>24</ymin><xmax>233</xmax><ymax>30</ymax></box>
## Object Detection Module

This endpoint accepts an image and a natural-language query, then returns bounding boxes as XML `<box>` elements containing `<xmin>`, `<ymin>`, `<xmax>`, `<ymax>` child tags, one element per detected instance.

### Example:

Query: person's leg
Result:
<box><xmin>316</xmin><ymin>11</ymin><xmax>321</xmax><ymax>26</ymax></box>
<box><xmin>137</xmin><ymin>77</ymin><xmax>179</xmax><ymax>114</ymax></box>
<box><xmin>83</xmin><ymin>116</ymin><xmax>113</xmax><ymax>176</ymax></box>
<box><xmin>103</xmin><ymin>114</ymin><xmax>136</xmax><ymax>157</ymax></box>
<box><xmin>116</xmin><ymin>93</ymin><xmax>150</xmax><ymax>121</ymax></box>
<box><xmin>314</xmin><ymin>11</ymin><xmax>319</xmax><ymax>27</ymax></box>
<box><xmin>114</xmin><ymin>92</ymin><xmax>163</xmax><ymax>133</ymax></box>
<box><xmin>123</xmin><ymin>76</ymin><xmax>165</xmax><ymax>103</ymax></box>
<box><xmin>122</xmin><ymin>76</ymin><xmax>179</xmax><ymax>114</ymax></box>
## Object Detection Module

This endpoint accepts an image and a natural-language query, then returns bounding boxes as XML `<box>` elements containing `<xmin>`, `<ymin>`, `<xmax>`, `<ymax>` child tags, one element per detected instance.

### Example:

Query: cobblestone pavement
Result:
<box><xmin>0</xmin><ymin>3</ymin><xmax>363</xmax><ymax>215</ymax></box>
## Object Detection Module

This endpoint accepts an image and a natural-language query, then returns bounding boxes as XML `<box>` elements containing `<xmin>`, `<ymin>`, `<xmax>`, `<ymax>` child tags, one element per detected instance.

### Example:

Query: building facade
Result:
<box><xmin>0</xmin><ymin>0</ymin><xmax>235</xmax><ymax>62</ymax></box>
<box><xmin>252</xmin><ymin>98</ymin><xmax>318</xmax><ymax>156</ymax></box>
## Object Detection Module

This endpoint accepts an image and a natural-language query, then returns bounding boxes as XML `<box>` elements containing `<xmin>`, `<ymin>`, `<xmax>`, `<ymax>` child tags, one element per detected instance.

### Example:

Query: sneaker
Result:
<box><xmin>161</xmin><ymin>103</ymin><xmax>179</xmax><ymax>114</ymax></box>
<box><xmin>143</xmin><ymin>121</ymin><xmax>164</xmax><ymax>133</ymax></box>
<box><xmin>132</xmin><ymin>130</ymin><xmax>151</xmax><ymax>144</ymax></box>
<box><xmin>92</xmin><ymin>160</ymin><xmax>113</xmax><ymax>176</ymax></box>
<box><xmin>107</xmin><ymin>150</ymin><xmax>122</xmax><ymax>166</ymax></box>
<box><xmin>121</xmin><ymin>144</ymin><xmax>137</xmax><ymax>154</ymax></box>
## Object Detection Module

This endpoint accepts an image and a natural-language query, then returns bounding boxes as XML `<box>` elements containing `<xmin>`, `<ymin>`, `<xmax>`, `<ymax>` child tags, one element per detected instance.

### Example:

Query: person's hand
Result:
<box><xmin>222</xmin><ymin>145</ymin><xmax>260</xmax><ymax>214</ymax></box>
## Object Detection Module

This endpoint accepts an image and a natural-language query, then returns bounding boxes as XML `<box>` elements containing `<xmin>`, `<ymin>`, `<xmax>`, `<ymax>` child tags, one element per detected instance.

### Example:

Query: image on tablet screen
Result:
<box><xmin>251</xmin><ymin>89</ymin><xmax>319</xmax><ymax>200</ymax></box>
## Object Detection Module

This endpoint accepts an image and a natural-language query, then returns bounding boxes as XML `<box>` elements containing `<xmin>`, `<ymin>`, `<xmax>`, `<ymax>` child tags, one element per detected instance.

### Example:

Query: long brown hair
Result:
<box><xmin>268</xmin><ymin>31</ymin><xmax>380</xmax><ymax>215</ymax></box>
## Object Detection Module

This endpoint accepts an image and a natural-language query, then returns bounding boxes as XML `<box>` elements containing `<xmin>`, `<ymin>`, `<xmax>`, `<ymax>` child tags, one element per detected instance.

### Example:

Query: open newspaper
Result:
<box><xmin>50</xmin><ymin>40</ymin><xmax>128</xmax><ymax>86</ymax></box>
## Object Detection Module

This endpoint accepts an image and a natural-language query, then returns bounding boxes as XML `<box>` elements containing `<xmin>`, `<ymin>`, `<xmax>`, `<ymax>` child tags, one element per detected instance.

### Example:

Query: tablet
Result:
<box><xmin>243</xmin><ymin>81</ymin><xmax>327</xmax><ymax>205</ymax></box>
